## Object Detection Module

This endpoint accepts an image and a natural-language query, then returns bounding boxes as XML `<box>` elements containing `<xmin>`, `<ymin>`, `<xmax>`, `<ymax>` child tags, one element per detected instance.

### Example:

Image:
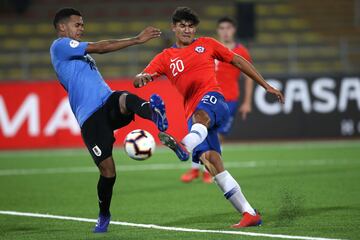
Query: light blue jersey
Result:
<box><xmin>50</xmin><ymin>37</ymin><xmax>113</xmax><ymax>127</ymax></box>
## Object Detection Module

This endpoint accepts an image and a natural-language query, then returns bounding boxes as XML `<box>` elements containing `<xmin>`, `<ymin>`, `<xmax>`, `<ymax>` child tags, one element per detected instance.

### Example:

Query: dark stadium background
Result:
<box><xmin>0</xmin><ymin>0</ymin><xmax>359</xmax><ymax>147</ymax></box>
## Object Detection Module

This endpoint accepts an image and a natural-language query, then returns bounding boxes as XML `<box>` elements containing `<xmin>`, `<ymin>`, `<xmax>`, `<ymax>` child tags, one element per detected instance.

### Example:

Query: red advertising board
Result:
<box><xmin>0</xmin><ymin>79</ymin><xmax>187</xmax><ymax>149</ymax></box>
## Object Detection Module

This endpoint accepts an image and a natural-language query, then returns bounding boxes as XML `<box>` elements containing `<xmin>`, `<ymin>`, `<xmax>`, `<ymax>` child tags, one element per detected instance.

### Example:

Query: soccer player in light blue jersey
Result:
<box><xmin>50</xmin><ymin>8</ymin><xmax>168</xmax><ymax>233</ymax></box>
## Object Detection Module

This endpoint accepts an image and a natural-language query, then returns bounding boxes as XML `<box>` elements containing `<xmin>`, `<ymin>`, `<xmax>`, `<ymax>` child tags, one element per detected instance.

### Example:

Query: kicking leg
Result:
<box><xmin>182</xmin><ymin>109</ymin><xmax>209</xmax><ymax>152</ymax></box>
<box><xmin>94</xmin><ymin>157</ymin><xmax>116</xmax><ymax>233</ymax></box>
<box><xmin>119</xmin><ymin>92</ymin><xmax>168</xmax><ymax>131</ymax></box>
<box><xmin>158</xmin><ymin>109</ymin><xmax>209</xmax><ymax>161</ymax></box>
<box><xmin>200</xmin><ymin>151</ymin><xmax>261</xmax><ymax>228</ymax></box>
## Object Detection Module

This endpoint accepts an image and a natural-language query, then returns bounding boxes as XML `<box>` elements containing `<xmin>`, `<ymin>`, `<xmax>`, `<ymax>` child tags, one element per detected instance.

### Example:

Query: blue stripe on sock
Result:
<box><xmin>190</xmin><ymin>130</ymin><xmax>202</xmax><ymax>138</ymax></box>
<box><xmin>224</xmin><ymin>187</ymin><xmax>239</xmax><ymax>199</ymax></box>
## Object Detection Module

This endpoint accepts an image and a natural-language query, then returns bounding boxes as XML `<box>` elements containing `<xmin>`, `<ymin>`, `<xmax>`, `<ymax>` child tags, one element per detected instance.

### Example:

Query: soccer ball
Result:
<box><xmin>124</xmin><ymin>129</ymin><xmax>155</xmax><ymax>160</ymax></box>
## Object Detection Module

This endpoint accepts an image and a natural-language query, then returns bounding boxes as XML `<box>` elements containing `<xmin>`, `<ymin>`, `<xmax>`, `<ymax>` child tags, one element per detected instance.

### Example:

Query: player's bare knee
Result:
<box><xmin>99</xmin><ymin>166</ymin><xmax>116</xmax><ymax>178</ymax></box>
<box><xmin>119</xmin><ymin>93</ymin><xmax>130</xmax><ymax>115</ymax></box>
<box><xmin>98</xmin><ymin>157</ymin><xmax>116</xmax><ymax>177</ymax></box>
<box><xmin>206</xmin><ymin>151</ymin><xmax>225</xmax><ymax>174</ymax></box>
<box><xmin>192</xmin><ymin>110</ymin><xmax>211</xmax><ymax>128</ymax></box>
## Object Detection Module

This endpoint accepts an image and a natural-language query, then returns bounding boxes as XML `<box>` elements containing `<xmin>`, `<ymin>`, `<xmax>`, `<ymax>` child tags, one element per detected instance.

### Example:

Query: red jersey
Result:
<box><xmin>143</xmin><ymin>37</ymin><xmax>235</xmax><ymax>120</ymax></box>
<box><xmin>215</xmin><ymin>43</ymin><xmax>252</xmax><ymax>101</ymax></box>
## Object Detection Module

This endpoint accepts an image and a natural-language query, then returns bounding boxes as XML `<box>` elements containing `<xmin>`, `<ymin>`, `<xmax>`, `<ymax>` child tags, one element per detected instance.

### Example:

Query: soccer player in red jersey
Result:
<box><xmin>134</xmin><ymin>7</ymin><xmax>284</xmax><ymax>228</ymax></box>
<box><xmin>181</xmin><ymin>17</ymin><xmax>254</xmax><ymax>184</ymax></box>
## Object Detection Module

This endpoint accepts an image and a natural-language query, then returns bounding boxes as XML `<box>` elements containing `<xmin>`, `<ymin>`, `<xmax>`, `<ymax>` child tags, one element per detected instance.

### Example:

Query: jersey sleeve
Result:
<box><xmin>143</xmin><ymin>52</ymin><xmax>166</xmax><ymax>76</ymax></box>
<box><xmin>207</xmin><ymin>37</ymin><xmax>235</xmax><ymax>63</ymax></box>
<box><xmin>53</xmin><ymin>37</ymin><xmax>88</xmax><ymax>60</ymax></box>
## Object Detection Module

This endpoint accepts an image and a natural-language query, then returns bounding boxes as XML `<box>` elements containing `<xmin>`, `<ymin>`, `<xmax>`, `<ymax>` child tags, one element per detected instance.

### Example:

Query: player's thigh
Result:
<box><xmin>218</xmin><ymin>100</ymin><xmax>238</xmax><ymax>135</ymax></box>
<box><xmin>194</xmin><ymin>92</ymin><xmax>230</xmax><ymax>130</ymax></box>
<box><xmin>218</xmin><ymin>115</ymin><xmax>235</xmax><ymax>136</ymax></box>
<box><xmin>189</xmin><ymin>120</ymin><xmax>222</xmax><ymax>165</ymax></box>
<box><xmin>81</xmin><ymin>108</ymin><xmax>115</xmax><ymax>166</ymax></box>
<box><xmin>106</xmin><ymin>91</ymin><xmax>134</xmax><ymax>130</ymax></box>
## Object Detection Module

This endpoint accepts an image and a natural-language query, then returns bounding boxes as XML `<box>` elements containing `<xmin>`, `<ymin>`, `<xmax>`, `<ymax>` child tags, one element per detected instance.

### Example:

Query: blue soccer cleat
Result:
<box><xmin>93</xmin><ymin>214</ymin><xmax>111</xmax><ymax>233</ymax></box>
<box><xmin>158</xmin><ymin>132</ymin><xmax>189</xmax><ymax>161</ymax></box>
<box><xmin>150</xmin><ymin>94</ymin><xmax>168</xmax><ymax>132</ymax></box>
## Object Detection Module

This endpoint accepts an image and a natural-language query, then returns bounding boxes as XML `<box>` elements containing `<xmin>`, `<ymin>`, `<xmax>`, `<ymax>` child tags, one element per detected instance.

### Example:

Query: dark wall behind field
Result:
<box><xmin>230</xmin><ymin>75</ymin><xmax>360</xmax><ymax>140</ymax></box>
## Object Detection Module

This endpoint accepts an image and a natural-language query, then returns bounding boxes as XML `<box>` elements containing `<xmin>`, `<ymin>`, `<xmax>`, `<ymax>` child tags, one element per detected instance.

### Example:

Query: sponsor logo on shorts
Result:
<box><xmin>92</xmin><ymin>145</ymin><xmax>102</xmax><ymax>157</ymax></box>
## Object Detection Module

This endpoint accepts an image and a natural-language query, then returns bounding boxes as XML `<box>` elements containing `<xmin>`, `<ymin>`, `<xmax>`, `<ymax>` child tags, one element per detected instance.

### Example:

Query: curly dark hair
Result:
<box><xmin>172</xmin><ymin>7</ymin><xmax>200</xmax><ymax>26</ymax></box>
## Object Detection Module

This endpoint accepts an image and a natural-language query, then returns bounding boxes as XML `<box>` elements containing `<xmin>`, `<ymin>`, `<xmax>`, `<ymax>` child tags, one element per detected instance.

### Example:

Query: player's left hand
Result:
<box><xmin>135</xmin><ymin>26</ymin><xmax>161</xmax><ymax>43</ymax></box>
<box><xmin>239</xmin><ymin>103</ymin><xmax>252</xmax><ymax>120</ymax></box>
<box><xmin>266</xmin><ymin>86</ymin><xmax>285</xmax><ymax>104</ymax></box>
<box><xmin>134</xmin><ymin>73</ymin><xmax>154</xmax><ymax>88</ymax></box>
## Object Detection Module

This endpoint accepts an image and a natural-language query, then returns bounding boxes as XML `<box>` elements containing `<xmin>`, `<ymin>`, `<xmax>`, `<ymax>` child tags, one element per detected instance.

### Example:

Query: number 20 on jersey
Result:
<box><xmin>170</xmin><ymin>58</ymin><xmax>184</xmax><ymax>76</ymax></box>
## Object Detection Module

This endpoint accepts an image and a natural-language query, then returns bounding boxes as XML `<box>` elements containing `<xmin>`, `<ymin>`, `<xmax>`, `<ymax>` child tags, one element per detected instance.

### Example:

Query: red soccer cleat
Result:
<box><xmin>202</xmin><ymin>171</ymin><xmax>213</xmax><ymax>183</ymax></box>
<box><xmin>231</xmin><ymin>210</ymin><xmax>262</xmax><ymax>228</ymax></box>
<box><xmin>180</xmin><ymin>169</ymin><xmax>199</xmax><ymax>183</ymax></box>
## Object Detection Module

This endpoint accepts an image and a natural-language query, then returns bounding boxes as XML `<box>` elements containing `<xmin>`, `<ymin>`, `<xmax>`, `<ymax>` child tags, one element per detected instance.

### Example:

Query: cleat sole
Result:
<box><xmin>158</xmin><ymin>132</ymin><xmax>189</xmax><ymax>161</ymax></box>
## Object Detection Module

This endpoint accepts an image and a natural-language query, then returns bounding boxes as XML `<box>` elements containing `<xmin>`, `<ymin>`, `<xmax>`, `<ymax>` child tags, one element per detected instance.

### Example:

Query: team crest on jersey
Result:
<box><xmin>69</xmin><ymin>40</ymin><xmax>80</xmax><ymax>48</ymax></box>
<box><xmin>195</xmin><ymin>46</ymin><xmax>205</xmax><ymax>53</ymax></box>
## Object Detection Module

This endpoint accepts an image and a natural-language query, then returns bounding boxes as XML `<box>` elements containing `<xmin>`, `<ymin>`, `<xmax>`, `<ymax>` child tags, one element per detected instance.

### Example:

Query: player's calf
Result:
<box><xmin>94</xmin><ymin>157</ymin><xmax>116</xmax><ymax>232</ymax></box>
<box><xmin>122</xmin><ymin>92</ymin><xmax>168</xmax><ymax>132</ymax></box>
<box><xmin>123</xmin><ymin>93</ymin><xmax>152</xmax><ymax>120</ymax></box>
<box><xmin>199</xmin><ymin>151</ymin><xmax>224</xmax><ymax>176</ymax></box>
<box><xmin>200</xmin><ymin>151</ymin><xmax>260</xmax><ymax>227</ymax></box>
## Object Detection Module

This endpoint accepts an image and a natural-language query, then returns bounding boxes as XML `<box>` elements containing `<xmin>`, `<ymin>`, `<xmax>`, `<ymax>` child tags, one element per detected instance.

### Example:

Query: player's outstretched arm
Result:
<box><xmin>86</xmin><ymin>27</ymin><xmax>161</xmax><ymax>54</ymax></box>
<box><xmin>231</xmin><ymin>54</ymin><xmax>284</xmax><ymax>103</ymax></box>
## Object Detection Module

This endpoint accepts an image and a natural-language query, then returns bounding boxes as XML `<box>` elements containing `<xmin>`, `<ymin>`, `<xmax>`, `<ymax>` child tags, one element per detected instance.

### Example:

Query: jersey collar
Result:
<box><xmin>172</xmin><ymin>38</ymin><xmax>197</xmax><ymax>48</ymax></box>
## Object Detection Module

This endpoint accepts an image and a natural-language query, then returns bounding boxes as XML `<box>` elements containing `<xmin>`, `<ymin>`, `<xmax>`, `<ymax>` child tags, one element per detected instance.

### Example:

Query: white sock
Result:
<box><xmin>214</xmin><ymin>170</ymin><xmax>256</xmax><ymax>216</ymax></box>
<box><xmin>182</xmin><ymin>123</ymin><xmax>208</xmax><ymax>152</ymax></box>
<box><xmin>191</xmin><ymin>161</ymin><xmax>201</xmax><ymax>169</ymax></box>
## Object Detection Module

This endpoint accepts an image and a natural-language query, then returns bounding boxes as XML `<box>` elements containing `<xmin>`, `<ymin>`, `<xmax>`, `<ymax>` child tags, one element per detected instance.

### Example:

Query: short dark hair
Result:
<box><xmin>172</xmin><ymin>7</ymin><xmax>200</xmax><ymax>26</ymax></box>
<box><xmin>217</xmin><ymin>16</ymin><xmax>237</xmax><ymax>27</ymax></box>
<box><xmin>53</xmin><ymin>8</ymin><xmax>82</xmax><ymax>29</ymax></box>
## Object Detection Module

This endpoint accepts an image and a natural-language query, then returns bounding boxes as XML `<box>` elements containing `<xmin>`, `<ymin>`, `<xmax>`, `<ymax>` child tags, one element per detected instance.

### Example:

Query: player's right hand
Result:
<box><xmin>266</xmin><ymin>86</ymin><xmax>285</xmax><ymax>104</ymax></box>
<box><xmin>134</xmin><ymin>73</ymin><xmax>154</xmax><ymax>88</ymax></box>
<box><xmin>135</xmin><ymin>26</ymin><xmax>161</xmax><ymax>43</ymax></box>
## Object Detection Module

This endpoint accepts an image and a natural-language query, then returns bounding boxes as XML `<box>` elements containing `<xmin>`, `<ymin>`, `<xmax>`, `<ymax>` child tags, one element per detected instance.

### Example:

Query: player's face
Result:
<box><xmin>172</xmin><ymin>20</ymin><xmax>197</xmax><ymax>45</ymax></box>
<box><xmin>58</xmin><ymin>15</ymin><xmax>84</xmax><ymax>41</ymax></box>
<box><xmin>217</xmin><ymin>22</ymin><xmax>236</xmax><ymax>43</ymax></box>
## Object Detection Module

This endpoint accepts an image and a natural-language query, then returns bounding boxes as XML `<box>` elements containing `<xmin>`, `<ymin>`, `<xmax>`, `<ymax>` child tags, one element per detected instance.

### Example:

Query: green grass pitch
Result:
<box><xmin>0</xmin><ymin>140</ymin><xmax>359</xmax><ymax>240</ymax></box>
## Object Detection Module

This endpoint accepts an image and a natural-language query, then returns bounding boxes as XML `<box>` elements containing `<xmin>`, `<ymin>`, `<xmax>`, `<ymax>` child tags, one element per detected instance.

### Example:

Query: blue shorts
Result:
<box><xmin>188</xmin><ymin>92</ymin><xmax>230</xmax><ymax>164</ymax></box>
<box><xmin>217</xmin><ymin>100</ymin><xmax>239</xmax><ymax>135</ymax></box>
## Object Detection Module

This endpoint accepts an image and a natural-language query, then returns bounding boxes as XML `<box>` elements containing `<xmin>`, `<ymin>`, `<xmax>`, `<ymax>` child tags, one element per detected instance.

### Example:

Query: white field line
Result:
<box><xmin>0</xmin><ymin>140</ymin><xmax>359</xmax><ymax>158</ymax></box>
<box><xmin>0</xmin><ymin>210</ymin><xmax>344</xmax><ymax>240</ymax></box>
<box><xmin>0</xmin><ymin>159</ymin><xmax>355</xmax><ymax>176</ymax></box>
